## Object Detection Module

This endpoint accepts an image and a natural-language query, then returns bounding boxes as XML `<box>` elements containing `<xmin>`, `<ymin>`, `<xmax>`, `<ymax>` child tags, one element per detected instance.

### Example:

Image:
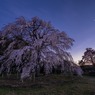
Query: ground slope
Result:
<box><xmin>0</xmin><ymin>75</ymin><xmax>94</xmax><ymax>95</ymax></box>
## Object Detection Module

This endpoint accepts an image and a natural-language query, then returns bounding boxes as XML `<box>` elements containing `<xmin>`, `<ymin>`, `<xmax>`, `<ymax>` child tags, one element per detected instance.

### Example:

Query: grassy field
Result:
<box><xmin>0</xmin><ymin>74</ymin><xmax>94</xmax><ymax>95</ymax></box>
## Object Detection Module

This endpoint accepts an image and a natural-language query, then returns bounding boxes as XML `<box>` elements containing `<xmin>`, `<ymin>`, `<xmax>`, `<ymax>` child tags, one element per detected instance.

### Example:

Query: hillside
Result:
<box><xmin>0</xmin><ymin>75</ymin><xmax>94</xmax><ymax>95</ymax></box>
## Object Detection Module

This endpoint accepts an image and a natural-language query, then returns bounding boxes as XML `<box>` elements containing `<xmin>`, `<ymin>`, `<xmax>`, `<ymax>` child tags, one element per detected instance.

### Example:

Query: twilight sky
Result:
<box><xmin>0</xmin><ymin>0</ymin><xmax>95</xmax><ymax>62</ymax></box>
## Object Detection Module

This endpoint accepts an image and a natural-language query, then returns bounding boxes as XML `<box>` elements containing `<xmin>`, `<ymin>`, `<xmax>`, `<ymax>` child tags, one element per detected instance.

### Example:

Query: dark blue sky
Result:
<box><xmin>0</xmin><ymin>0</ymin><xmax>95</xmax><ymax>62</ymax></box>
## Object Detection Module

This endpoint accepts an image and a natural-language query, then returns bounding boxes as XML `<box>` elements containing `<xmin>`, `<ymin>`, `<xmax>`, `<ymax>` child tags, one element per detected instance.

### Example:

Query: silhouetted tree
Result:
<box><xmin>79</xmin><ymin>48</ymin><xmax>95</xmax><ymax>66</ymax></box>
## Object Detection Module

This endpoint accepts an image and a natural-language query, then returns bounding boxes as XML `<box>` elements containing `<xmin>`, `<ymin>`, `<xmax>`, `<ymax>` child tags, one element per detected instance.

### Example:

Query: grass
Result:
<box><xmin>0</xmin><ymin>74</ymin><xmax>94</xmax><ymax>95</ymax></box>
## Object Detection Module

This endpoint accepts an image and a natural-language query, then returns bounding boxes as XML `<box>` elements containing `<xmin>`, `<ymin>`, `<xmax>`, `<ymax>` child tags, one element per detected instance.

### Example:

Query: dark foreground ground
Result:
<box><xmin>0</xmin><ymin>74</ymin><xmax>94</xmax><ymax>95</ymax></box>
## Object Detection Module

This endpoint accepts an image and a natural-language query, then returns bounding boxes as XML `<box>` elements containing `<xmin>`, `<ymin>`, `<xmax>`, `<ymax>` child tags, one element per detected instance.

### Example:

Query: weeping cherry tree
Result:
<box><xmin>0</xmin><ymin>16</ymin><xmax>82</xmax><ymax>82</ymax></box>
